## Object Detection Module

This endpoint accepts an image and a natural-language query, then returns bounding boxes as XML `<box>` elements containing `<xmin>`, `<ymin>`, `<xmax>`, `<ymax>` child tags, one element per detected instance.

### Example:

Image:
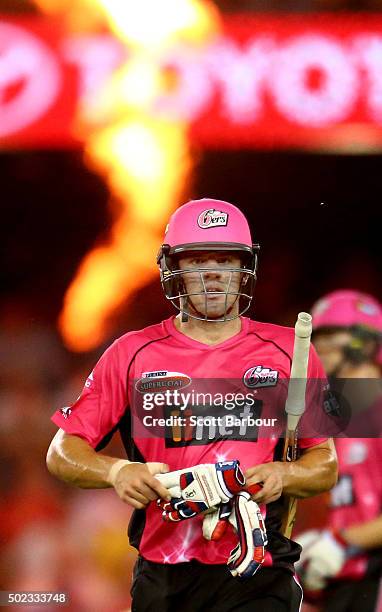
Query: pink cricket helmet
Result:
<box><xmin>164</xmin><ymin>198</ymin><xmax>253</xmax><ymax>253</ymax></box>
<box><xmin>312</xmin><ymin>289</ymin><xmax>382</xmax><ymax>365</ymax></box>
<box><xmin>157</xmin><ymin>198</ymin><xmax>260</xmax><ymax>321</ymax></box>
<box><xmin>312</xmin><ymin>290</ymin><xmax>382</xmax><ymax>332</ymax></box>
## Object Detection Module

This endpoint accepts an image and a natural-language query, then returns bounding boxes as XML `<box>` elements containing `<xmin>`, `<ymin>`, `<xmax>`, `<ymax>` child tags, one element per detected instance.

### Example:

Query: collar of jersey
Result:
<box><xmin>162</xmin><ymin>315</ymin><xmax>250</xmax><ymax>350</ymax></box>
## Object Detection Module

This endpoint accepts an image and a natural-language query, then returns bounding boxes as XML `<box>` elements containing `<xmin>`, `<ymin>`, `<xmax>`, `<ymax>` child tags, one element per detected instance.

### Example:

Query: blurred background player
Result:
<box><xmin>46</xmin><ymin>198</ymin><xmax>337</xmax><ymax>612</ymax></box>
<box><xmin>296</xmin><ymin>289</ymin><xmax>382</xmax><ymax>612</ymax></box>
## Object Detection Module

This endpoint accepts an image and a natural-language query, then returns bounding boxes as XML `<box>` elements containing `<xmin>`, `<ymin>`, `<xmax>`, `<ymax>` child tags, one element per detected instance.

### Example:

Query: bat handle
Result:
<box><xmin>295</xmin><ymin>312</ymin><xmax>312</xmax><ymax>338</ymax></box>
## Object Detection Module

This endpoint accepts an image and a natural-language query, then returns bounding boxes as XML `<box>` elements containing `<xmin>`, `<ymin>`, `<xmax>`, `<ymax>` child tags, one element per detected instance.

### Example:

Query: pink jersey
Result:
<box><xmin>51</xmin><ymin>315</ymin><xmax>327</xmax><ymax>568</ymax></box>
<box><xmin>328</xmin><ymin>437</ymin><xmax>382</xmax><ymax>580</ymax></box>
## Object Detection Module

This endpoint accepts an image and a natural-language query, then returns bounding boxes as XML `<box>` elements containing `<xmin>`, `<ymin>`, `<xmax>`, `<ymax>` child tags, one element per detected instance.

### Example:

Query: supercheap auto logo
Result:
<box><xmin>135</xmin><ymin>370</ymin><xmax>191</xmax><ymax>393</ymax></box>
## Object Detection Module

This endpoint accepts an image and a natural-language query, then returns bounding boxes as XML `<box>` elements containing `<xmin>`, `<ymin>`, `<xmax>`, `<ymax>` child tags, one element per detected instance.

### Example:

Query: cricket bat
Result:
<box><xmin>281</xmin><ymin>312</ymin><xmax>312</xmax><ymax>538</ymax></box>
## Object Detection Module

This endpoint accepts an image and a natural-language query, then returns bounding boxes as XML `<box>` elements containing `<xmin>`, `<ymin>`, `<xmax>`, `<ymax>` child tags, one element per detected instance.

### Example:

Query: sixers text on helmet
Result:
<box><xmin>197</xmin><ymin>208</ymin><xmax>228</xmax><ymax>229</ymax></box>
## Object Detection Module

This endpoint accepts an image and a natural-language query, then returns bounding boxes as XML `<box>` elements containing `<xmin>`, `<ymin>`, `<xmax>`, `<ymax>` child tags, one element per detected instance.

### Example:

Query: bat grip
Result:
<box><xmin>286</xmin><ymin>414</ymin><xmax>300</xmax><ymax>432</ymax></box>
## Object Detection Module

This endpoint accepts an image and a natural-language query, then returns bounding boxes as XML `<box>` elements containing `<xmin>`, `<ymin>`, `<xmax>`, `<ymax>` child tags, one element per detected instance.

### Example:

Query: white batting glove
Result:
<box><xmin>202</xmin><ymin>501</ymin><xmax>232</xmax><ymax>541</ymax></box>
<box><xmin>156</xmin><ymin>460</ymin><xmax>245</xmax><ymax>522</ymax></box>
<box><xmin>295</xmin><ymin>529</ymin><xmax>348</xmax><ymax>591</ymax></box>
<box><xmin>227</xmin><ymin>491</ymin><xmax>268</xmax><ymax>578</ymax></box>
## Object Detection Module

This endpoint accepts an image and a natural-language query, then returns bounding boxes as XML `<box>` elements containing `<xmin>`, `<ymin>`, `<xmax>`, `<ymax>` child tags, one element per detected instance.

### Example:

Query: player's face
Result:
<box><xmin>178</xmin><ymin>251</ymin><xmax>243</xmax><ymax>319</ymax></box>
<box><xmin>313</xmin><ymin>330</ymin><xmax>353</xmax><ymax>376</ymax></box>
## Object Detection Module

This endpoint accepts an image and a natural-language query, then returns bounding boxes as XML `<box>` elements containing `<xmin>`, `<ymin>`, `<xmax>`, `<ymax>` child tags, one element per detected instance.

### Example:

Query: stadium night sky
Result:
<box><xmin>1</xmin><ymin>148</ymin><xmax>380</xmax><ymax>341</ymax></box>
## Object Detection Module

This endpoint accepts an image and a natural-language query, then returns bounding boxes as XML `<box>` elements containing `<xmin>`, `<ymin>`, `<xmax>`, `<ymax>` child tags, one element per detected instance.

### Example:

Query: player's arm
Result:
<box><xmin>296</xmin><ymin>508</ymin><xmax>382</xmax><ymax>592</ymax></box>
<box><xmin>46</xmin><ymin>429</ymin><xmax>171</xmax><ymax>509</ymax></box>
<box><xmin>279</xmin><ymin>438</ymin><xmax>338</xmax><ymax>497</ymax></box>
<box><xmin>341</xmin><ymin>514</ymin><xmax>382</xmax><ymax>549</ymax></box>
<box><xmin>245</xmin><ymin>439</ymin><xmax>338</xmax><ymax>504</ymax></box>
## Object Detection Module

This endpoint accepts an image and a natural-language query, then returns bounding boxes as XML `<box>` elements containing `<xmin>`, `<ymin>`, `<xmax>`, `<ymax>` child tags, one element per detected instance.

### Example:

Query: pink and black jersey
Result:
<box><xmin>51</xmin><ymin>315</ymin><xmax>327</xmax><ymax>569</ymax></box>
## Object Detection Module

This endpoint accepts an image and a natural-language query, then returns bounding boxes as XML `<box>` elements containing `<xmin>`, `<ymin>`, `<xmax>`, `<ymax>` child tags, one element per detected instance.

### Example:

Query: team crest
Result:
<box><xmin>243</xmin><ymin>365</ymin><xmax>278</xmax><ymax>389</ymax></box>
<box><xmin>60</xmin><ymin>406</ymin><xmax>72</xmax><ymax>419</ymax></box>
<box><xmin>197</xmin><ymin>208</ymin><xmax>228</xmax><ymax>229</ymax></box>
<box><xmin>85</xmin><ymin>371</ymin><xmax>94</xmax><ymax>389</ymax></box>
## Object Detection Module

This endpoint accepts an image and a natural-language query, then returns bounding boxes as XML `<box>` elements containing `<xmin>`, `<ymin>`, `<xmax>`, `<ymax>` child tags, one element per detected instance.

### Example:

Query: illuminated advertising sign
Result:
<box><xmin>2</xmin><ymin>14</ymin><xmax>382</xmax><ymax>149</ymax></box>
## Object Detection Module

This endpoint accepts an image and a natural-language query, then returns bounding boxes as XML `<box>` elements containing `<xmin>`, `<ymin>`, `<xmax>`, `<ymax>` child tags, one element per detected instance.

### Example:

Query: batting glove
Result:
<box><xmin>202</xmin><ymin>501</ymin><xmax>232</xmax><ymax>541</ymax></box>
<box><xmin>202</xmin><ymin>483</ymin><xmax>263</xmax><ymax>542</ymax></box>
<box><xmin>295</xmin><ymin>529</ymin><xmax>351</xmax><ymax>591</ymax></box>
<box><xmin>156</xmin><ymin>460</ymin><xmax>245</xmax><ymax>522</ymax></box>
<box><xmin>227</xmin><ymin>491</ymin><xmax>268</xmax><ymax>578</ymax></box>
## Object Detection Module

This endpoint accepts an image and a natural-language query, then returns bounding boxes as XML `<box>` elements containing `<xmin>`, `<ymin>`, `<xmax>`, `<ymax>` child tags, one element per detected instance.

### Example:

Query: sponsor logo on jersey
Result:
<box><xmin>60</xmin><ymin>406</ymin><xmax>72</xmax><ymax>419</ymax></box>
<box><xmin>135</xmin><ymin>370</ymin><xmax>191</xmax><ymax>393</ymax></box>
<box><xmin>243</xmin><ymin>365</ymin><xmax>278</xmax><ymax>388</ymax></box>
<box><xmin>197</xmin><ymin>208</ymin><xmax>228</xmax><ymax>229</ymax></box>
<box><xmin>84</xmin><ymin>371</ymin><xmax>94</xmax><ymax>389</ymax></box>
<box><xmin>163</xmin><ymin>400</ymin><xmax>265</xmax><ymax>448</ymax></box>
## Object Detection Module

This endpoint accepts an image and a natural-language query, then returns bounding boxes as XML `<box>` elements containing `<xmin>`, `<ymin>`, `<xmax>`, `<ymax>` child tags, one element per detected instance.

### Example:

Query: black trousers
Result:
<box><xmin>131</xmin><ymin>557</ymin><xmax>303</xmax><ymax>612</ymax></box>
<box><xmin>321</xmin><ymin>577</ymin><xmax>381</xmax><ymax>612</ymax></box>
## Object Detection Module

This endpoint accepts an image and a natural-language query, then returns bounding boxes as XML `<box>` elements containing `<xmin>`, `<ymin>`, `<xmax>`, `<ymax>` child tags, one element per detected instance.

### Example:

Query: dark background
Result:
<box><xmin>1</xmin><ymin>149</ymin><xmax>379</xmax><ymax>334</ymax></box>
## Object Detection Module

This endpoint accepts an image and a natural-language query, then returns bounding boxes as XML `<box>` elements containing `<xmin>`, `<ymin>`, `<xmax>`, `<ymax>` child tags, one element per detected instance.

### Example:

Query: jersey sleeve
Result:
<box><xmin>51</xmin><ymin>340</ymin><xmax>127</xmax><ymax>449</ymax></box>
<box><xmin>298</xmin><ymin>342</ymin><xmax>329</xmax><ymax>450</ymax></box>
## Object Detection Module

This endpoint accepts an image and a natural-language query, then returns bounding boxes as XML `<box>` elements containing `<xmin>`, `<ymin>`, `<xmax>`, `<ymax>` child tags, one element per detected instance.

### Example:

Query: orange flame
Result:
<box><xmin>34</xmin><ymin>0</ymin><xmax>105</xmax><ymax>32</ymax></box>
<box><xmin>34</xmin><ymin>0</ymin><xmax>219</xmax><ymax>351</ymax></box>
<box><xmin>63</xmin><ymin>119</ymin><xmax>191</xmax><ymax>348</ymax></box>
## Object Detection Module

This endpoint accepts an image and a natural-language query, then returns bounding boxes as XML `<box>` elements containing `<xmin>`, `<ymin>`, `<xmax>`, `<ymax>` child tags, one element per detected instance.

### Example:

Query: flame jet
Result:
<box><xmin>34</xmin><ymin>0</ymin><xmax>219</xmax><ymax>351</ymax></box>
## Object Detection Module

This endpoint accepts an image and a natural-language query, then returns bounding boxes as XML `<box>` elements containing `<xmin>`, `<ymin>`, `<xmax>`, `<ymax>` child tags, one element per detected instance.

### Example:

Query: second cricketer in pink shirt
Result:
<box><xmin>296</xmin><ymin>290</ymin><xmax>382</xmax><ymax>612</ymax></box>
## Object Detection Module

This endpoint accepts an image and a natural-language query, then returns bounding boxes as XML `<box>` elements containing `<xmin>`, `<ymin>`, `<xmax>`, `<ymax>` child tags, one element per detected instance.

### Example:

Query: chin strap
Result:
<box><xmin>180</xmin><ymin>296</ymin><xmax>189</xmax><ymax>322</ymax></box>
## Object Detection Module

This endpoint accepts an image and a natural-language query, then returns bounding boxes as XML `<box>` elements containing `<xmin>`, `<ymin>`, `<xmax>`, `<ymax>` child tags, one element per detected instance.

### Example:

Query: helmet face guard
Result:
<box><xmin>157</xmin><ymin>242</ymin><xmax>260</xmax><ymax>322</ymax></box>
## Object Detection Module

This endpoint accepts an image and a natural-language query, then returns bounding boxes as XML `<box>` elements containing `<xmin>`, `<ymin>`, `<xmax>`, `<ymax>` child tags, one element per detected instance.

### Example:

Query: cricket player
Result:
<box><xmin>296</xmin><ymin>290</ymin><xmax>382</xmax><ymax>612</ymax></box>
<box><xmin>47</xmin><ymin>198</ymin><xmax>337</xmax><ymax>611</ymax></box>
